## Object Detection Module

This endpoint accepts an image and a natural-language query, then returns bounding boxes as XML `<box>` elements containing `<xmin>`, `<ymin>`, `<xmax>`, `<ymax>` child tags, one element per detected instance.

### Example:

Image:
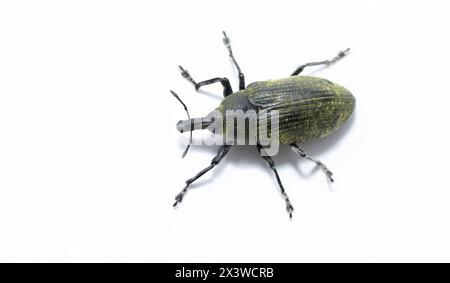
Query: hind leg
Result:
<box><xmin>291</xmin><ymin>48</ymin><xmax>350</xmax><ymax>76</ymax></box>
<box><xmin>290</xmin><ymin>143</ymin><xmax>334</xmax><ymax>182</ymax></box>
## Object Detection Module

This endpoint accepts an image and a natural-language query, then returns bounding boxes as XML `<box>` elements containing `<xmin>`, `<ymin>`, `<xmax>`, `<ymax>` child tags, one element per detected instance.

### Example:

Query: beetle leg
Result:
<box><xmin>257</xmin><ymin>144</ymin><xmax>294</xmax><ymax>219</ymax></box>
<box><xmin>290</xmin><ymin>143</ymin><xmax>334</xmax><ymax>182</ymax></box>
<box><xmin>173</xmin><ymin>145</ymin><xmax>231</xmax><ymax>207</ymax></box>
<box><xmin>291</xmin><ymin>48</ymin><xmax>350</xmax><ymax>76</ymax></box>
<box><xmin>178</xmin><ymin>65</ymin><xmax>233</xmax><ymax>97</ymax></box>
<box><xmin>222</xmin><ymin>31</ymin><xmax>245</xmax><ymax>90</ymax></box>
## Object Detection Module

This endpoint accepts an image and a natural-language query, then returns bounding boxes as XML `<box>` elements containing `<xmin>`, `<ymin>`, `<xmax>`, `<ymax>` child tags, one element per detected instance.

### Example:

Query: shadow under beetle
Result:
<box><xmin>171</xmin><ymin>32</ymin><xmax>355</xmax><ymax>218</ymax></box>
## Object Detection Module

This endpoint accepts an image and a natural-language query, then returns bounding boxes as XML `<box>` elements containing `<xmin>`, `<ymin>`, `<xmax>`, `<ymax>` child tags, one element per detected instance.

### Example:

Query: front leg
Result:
<box><xmin>179</xmin><ymin>65</ymin><xmax>233</xmax><ymax>97</ymax></box>
<box><xmin>173</xmin><ymin>145</ymin><xmax>232</xmax><ymax>207</ymax></box>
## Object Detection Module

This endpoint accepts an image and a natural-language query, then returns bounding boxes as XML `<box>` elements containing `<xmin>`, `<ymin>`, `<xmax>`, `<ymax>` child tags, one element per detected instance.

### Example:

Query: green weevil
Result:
<box><xmin>171</xmin><ymin>32</ymin><xmax>355</xmax><ymax>218</ymax></box>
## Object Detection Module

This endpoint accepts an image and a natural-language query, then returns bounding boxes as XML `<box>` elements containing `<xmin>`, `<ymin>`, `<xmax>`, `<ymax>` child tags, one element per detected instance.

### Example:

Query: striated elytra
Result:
<box><xmin>171</xmin><ymin>32</ymin><xmax>355</xmax><ymax>218</ymax></box>
<box><xmin>215</xmin><ymin>76</ymin><xmax>355</xmax><ymax>144</ymax></box>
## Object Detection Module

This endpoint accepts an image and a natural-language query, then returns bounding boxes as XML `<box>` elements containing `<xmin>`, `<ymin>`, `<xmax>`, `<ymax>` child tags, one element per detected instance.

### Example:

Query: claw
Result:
<box><xmin>320</xmin><ymin>165</ymin><xmax>334</xmax><ymax>182</ymax></box>
<box><xmin>178</xmin><ymin>65</ymin><xmax>196</xmax><ymax>86</ymax></box>
<box><xmin>179</xmin><ymin>65</ymin><xmax>189</xmax><ymax>77</ymax></box>
<box><xmin>173</xmin><ymin>193</ymin><xmax>184</xmax><ymax>207</ymax></box>
<box><xmin>222</xmin><ymin>31</ymin><xmax>230</xmax><ymax>45</ymax></box>
<box><xmin>286</xmin><ymin>203</ymin><xmax>294</xmax><ymax>219</ymax></box>
<box><xmin>330</xmin><ymin>48</ymin><xmax>350</xmax><ymax>65</ymax></box>
<box><xmin>328</xmin><ymin>175</ymin><xmax>334</xmax><ymax>183</ymax></box>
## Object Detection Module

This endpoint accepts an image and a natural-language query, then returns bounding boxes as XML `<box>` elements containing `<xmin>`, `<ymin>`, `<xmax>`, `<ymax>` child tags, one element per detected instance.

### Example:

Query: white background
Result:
<box><xmin>1</xmin><ymin>0</ymin><xmax>449</xmax><ymax>263</ymax></box>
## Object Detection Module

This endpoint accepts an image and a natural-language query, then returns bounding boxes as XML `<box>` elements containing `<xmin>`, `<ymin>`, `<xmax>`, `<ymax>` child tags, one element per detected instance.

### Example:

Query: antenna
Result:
<box><xmin>170</xmin><ymin>90</ymin><xmax>192</xmax><ymax>158</ymax></box>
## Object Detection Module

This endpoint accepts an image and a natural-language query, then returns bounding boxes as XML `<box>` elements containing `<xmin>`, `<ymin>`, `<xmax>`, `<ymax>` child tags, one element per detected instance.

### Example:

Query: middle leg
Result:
<box><xmin>257</xmin><ymin>144</ymin><xmax>294</xmax><ymax>218</ymax></box>
<box><xmin>222</xmin><ymin>31</ymin><xmax>245</xmax><ymax>90</ymax></box>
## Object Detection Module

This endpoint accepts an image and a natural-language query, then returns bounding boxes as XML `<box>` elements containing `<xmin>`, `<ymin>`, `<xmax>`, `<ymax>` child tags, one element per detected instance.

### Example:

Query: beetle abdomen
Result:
<box><xmin>245</xmin><ymin>76</ymin><xmax>355</xmax><ymax>144</ymax></box>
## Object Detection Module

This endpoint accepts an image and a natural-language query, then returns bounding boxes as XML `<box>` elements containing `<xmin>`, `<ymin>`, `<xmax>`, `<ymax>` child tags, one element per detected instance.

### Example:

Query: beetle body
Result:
<box><xmin>172</xmin><ymin>31</ymin><xmax>355</xmax><ymax>218</ymax></box>
<box><xmin>211</xmin><ymin>76</ymin><xmax>355</xmax><ymax>144</ymax></box>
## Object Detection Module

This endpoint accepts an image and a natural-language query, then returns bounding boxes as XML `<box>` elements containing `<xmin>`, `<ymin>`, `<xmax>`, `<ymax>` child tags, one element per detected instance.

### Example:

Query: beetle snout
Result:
<box><xmin>176</xmin><ymin>120</ymin><xmax>185</xmax><ymax>133</ymax></box>
<box><xmin>177</xmin><ymin>119</ymin><xmax>197</xmax><ymax>133</ymax></box>
<box><xmin>177</xmin><ymin>117</ymin><xmax>214</xmax><ymax>133</ymax></box>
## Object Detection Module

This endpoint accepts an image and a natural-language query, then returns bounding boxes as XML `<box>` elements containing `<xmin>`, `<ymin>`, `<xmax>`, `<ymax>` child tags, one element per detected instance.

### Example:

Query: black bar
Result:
<box><xmin>0</xmin><ymin>262</ymin><xmax>445</xmax><ymax>281</ymax></box>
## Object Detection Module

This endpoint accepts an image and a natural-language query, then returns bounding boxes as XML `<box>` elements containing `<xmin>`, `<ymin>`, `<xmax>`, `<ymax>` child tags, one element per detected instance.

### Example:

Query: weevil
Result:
<box><xmin>171</xmin><ymin>32</ymin><xmax>355</xmax><ymax>218</ymax></box>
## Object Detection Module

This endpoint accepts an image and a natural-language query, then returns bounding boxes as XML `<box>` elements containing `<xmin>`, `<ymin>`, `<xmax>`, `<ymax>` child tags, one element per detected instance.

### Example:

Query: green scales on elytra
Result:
<box><xmin>216</xmin><ymin>76</ymin><xmax>355</xmax><ymax>144</ymax></box>
<box><xmin>171</xmin><ymin>32</ymin><xmax>355</xmax><ymax>218</ymax></box>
